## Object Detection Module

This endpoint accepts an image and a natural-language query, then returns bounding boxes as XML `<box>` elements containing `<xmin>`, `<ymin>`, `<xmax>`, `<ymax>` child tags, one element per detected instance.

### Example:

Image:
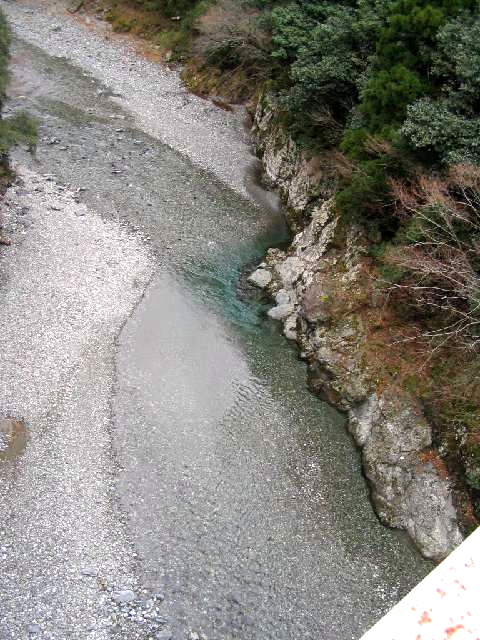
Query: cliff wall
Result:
<box><xmin>249</xmin><ymin>95</ymin><xmax>464</xmax><ymax>561</ymax></box>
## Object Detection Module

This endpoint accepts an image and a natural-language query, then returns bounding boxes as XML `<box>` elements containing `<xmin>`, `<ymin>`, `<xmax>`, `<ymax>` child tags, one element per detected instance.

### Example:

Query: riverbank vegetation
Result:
<box><xmin>260</xmin><ymin>0</ymin><xmax>480</xmax><ymax>521</ymax></box>
<box><xmin>0</xmin><ymin>9</ymin><xmax>37</xmax><ymax>186</ymax></box>
<box><xmin>87</xmin><ymin>0</ymin><xmax>480</xmax><ymax>522</ymax></box>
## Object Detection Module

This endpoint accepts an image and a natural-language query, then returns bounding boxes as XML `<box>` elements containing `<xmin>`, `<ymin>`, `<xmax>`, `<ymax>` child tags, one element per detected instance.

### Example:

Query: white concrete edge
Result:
<box><xmin>360</xmin><ymin>526</ymin><xmax>480</xmax><ymax>640</ymax></box>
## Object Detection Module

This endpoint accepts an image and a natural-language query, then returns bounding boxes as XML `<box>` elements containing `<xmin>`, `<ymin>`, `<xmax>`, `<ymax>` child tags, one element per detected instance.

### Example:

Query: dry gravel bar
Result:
<box><xmin>2</xmin><ymin>0</ymin><xmax>255</xmax><ymax>198</ymax></box>
<box><xmin>0</xmin><ymin>166</ymin><xmax>154</xmax><ymax>639</ymax></box>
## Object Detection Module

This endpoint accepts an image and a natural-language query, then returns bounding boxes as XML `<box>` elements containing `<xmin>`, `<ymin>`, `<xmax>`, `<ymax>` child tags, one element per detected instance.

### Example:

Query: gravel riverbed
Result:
<box><xmin>0</xmin><ymin>2</ymin><xmax>432</xmax><ymax>639</ymax></box>
<box><xmin>0</xmin><ymin>166</ymin><xmax>155</xmax><ymax>639</ymax></box>
<box><xmin>2</xmin><ymin>0</ymin><xmax>255</xmax><ymax>198</ymax></box>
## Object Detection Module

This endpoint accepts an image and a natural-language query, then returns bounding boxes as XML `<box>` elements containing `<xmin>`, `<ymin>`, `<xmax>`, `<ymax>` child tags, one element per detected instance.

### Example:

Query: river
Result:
<box><xmin>0</xmin><ymin>4</ymin><xmax>431</xmax><ymax>640</ymax></box>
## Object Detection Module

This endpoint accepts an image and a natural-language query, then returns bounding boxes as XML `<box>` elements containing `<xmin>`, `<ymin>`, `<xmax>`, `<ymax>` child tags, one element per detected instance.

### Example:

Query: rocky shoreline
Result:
<box><xmin>248</xmin><ymin>96</ymin><xmax>464</xmax><ymax>561</ymax></box>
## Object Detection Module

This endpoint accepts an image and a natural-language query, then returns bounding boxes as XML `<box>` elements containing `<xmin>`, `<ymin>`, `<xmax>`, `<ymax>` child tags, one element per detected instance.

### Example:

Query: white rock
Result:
<box><xmin>113</xmin><ymin>589</ymin><xmax>135</xmax><ymax>604</ymax></box>
<box><xmin>275</xmin><ymin>289</ymin><xmax>291</xmax><ymax>305</ymax></box>
<box><xmin>268</xmin><ymin>303</ymin><xmax>294</xmax><ymax>321</ymax></box>
<box><xmin>283</xmin><ymin>313</ymin><xmax>298</xmax><ymax>341</ymax></box>
<box><xmin>248</xmin><ymin>268</ymin><xmax>272</xmax><ymax>289</ymax></box>
<box><xmin>274</xmin><ymin>256</ymin><xmax>304</xmax><ymax>288</ymax></box>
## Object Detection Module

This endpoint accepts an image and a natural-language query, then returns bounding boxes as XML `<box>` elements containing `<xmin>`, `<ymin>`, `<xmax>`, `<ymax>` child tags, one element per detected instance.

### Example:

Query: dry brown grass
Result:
<box><xmin>383</xmin><ymin>167</ymin><xmax>480</xmax><ymax>357</ymax></box>
<box><xmin>185</xmin><ymin>0</ymin><xmax>271</xmax><ymax>102</ymax></box>
<box><xmin>182</xmin><ymin>60</ymin><xmax>253</xmax><ymax>103</ymax></box>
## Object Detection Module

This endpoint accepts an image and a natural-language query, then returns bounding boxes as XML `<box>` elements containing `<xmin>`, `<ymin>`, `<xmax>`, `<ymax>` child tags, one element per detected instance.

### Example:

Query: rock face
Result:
<box><xmin>252</xmin><ymin>96</ymin><xmax>340</xmax><ymax>231</ymax></box>
<box><xmin>250</xmin><ymin>96</ymin><xmax>463</xmax><ymax>561</ymax></box>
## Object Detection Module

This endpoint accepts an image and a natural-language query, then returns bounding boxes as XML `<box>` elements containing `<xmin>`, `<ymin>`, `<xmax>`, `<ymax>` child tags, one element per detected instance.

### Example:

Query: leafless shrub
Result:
<box><xmin>385</xmin><ymin>168</ymin><xmax>480</xmax><ymax>354</ymax></box>
<box><xmin>311</xmin><ymin>105</ymin><xmax>343</xmax><ymax>134</ymax></box>
<box><xmin>193</xmin><ymin>0</ymin><xmax>270</xmax><ymax>79</ymax></box>
<box><xmin>364</xmin><ymin>135</ymin><xmax>397</xmax><ymax>158</ymax></box>
<box><xmin>330</xmin><ymin>149</ymin><xmax>355</xmax><ymax>180</ymax></box>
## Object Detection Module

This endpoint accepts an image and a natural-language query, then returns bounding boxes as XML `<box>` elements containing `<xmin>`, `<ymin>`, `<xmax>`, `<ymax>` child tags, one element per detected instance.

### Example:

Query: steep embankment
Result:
<box><xmin>248</xmin><ymin>97</ymin><xmax>465</xmax><ymax>561</ymax></box>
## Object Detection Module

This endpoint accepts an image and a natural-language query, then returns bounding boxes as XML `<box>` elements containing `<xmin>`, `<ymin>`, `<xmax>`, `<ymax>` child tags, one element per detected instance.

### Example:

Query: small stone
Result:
<box><xmin>0</xmin><ymin>236</ymin><xmax>11</xmax><ymax>246</ymax></box>
<box><xmin>188</xmin><ymin>633</ymin><xmax>200</xmax><ymax>640</ymax></box>
<box><xmin>153</xmin><ymin>592</ymin><xmax>165</xmax><ymax>602</ymax></box>
<box><xmin>154</xmin><ymin>614</ymin><xmax>168</xmax><ymax>624</ymax></box>
<box><xmin>113</xmin><ymin>589</ymin><xmax>136</xmax><ymax>604</ymax></box>
<box><xmin>51</xmin><ymin>24</ymin><xmax>62</xmax><ymax>32</ymax></box>
<box><xmin>81</xmin><ymin>568</ymin><xmax>97</xmax><ymax>577</ymax></box>
<box><xmin>227</xmin><ymin>592</ymin><xmax>242</xmax><ymax>605</ymax></box>
<box><xmin>154</xmin><ymin>632</ymin><xmax>172</xmax><ymax>640</ymax></box>
<box><xmin>27</xmin><ymin>624</ymin><xmax>41</xmax><ymax>635</ymax></box>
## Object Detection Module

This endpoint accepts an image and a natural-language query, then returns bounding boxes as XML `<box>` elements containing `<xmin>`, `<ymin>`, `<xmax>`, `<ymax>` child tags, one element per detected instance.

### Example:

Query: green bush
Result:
<box><xmin>0</xmin><ymin>8</ymin><xmax>10</xmax><ymax>100</ymax></box>
<box><xmin>402</xmin><ymin>98</ymin><xmax>480</xmax><ymax>164</ymax></box>
<box><xmin>138</xmin><ymin>0</ymin><xmax>199</xmax><ymax>17</ymax></box>
<box><xmin>0</xmin><ymin>9</ymin><xmax>11</xmax><ymax>165</ymax></box>
<box><xmin>360</xmin><ymin>65</ymin><xmax>429</xmax><ymax>131</ymax></box>
<box><xmin>433</xmin><ymin>14</ymin><xmax>480</xmax><ymax>114</ymax></box>
<box><xmin>335</xmin><ymin>158</ymin><xmax>391</xmax><ymax>222</ymax></box>
<box><xmin>0</xmin><ymin>11</ymin><xmax>38</xmax><ymax>164</ymax></box>
<box><xmin>270</xmin><ymin>2</ymin><xmax>327</xmax><ymax>65</ymax></box>
<box><xmin>267</xmin><ymin>0</ymin><xmax>478</xmax><ymax>163</ymax></box>
<box><xmin>269</xmin><ymin>0</ymin><xmax>384</xmax><ymax>142</ymax></box>
<box><xmin>0</xmin><ymin>111</ymin><xmax>38</xmax><ymax>155</ymax></box>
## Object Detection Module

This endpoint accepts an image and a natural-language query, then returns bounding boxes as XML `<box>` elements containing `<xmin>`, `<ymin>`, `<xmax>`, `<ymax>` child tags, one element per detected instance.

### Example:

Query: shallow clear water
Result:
<box><xmin>9</xmin><ymin>37</ymin><xmax>432</xmax><ymax>640</ymax></box>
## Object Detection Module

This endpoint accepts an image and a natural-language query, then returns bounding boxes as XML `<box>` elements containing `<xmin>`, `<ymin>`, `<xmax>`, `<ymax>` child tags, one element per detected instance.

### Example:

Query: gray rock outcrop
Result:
<box><xmin>250</xmin><ymin>96</ymin><xmax>464</xmax><ymax>561</ymax></box>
